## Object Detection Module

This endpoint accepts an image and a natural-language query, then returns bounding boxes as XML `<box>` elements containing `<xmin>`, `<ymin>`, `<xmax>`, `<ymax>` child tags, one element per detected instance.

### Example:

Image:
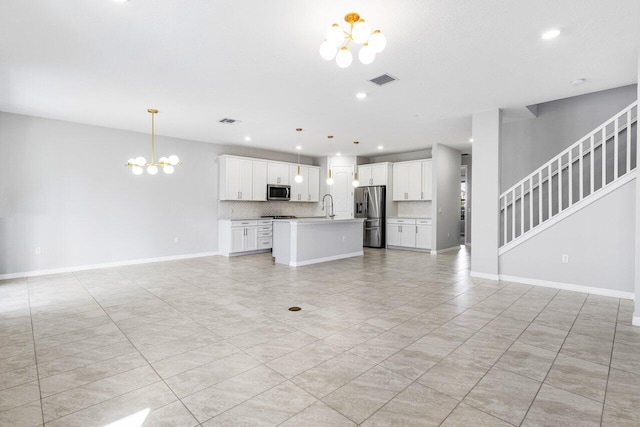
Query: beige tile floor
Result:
<box><xmin>1</xmin><ymin>247</ymin><xmax>639</xmax><ymax>426</ymax></box>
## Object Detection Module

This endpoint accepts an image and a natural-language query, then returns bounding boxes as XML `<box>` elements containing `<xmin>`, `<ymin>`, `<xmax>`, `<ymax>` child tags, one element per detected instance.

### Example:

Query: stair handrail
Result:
<box><xmin>500</xmin><ymin>101</ymin><xmax>638</xmax><ymax>201</ymax></box>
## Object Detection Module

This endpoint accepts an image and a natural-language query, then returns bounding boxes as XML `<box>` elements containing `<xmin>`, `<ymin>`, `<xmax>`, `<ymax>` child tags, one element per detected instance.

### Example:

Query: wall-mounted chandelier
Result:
<box><xmin>126</xmin><ymin>109</ymin><xmax>180</xmax><ymax>175</ymax></box>
<box><xmin>319</xmin><ymin>12</ymin><xmax>386</xmax><ymax>68</ymax></box>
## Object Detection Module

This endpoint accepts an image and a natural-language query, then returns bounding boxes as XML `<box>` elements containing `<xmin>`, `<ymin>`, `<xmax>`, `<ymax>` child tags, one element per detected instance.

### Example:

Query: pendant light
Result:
<box><xmin>126</xmin><ymin>109</ymin><xmax>180</xmax><ymax>175</ymax></box>
<box><xmin>294</xmin><ymin>128</ymin><xmax>304</xmax><ymax>183</ymax></box>
<box><xmin>352</xmin><ymin>141</ymin><xmax>360</xmax><ymax>187</ymax></box>
<box><xmin>326</xmin><ymin>135</ymin><xmax>334</xmax><ymax>186</ymax></box>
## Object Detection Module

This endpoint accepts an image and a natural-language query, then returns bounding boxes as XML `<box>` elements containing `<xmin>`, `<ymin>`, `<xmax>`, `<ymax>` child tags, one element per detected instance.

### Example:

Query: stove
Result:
<box><xmin>261</xmin><ymin>215</ymin><xmax>297</xmax><ymax>219</ymax></box>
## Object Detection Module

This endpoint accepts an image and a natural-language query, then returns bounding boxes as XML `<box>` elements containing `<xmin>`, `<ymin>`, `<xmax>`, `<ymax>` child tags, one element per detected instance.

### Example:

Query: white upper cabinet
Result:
<box><xmin>307</xmin><ymin>167</ymin><xmax>320</xmax><ymax>202</ymax></box>
<box><xmin>392</xmin><ymin>161</ymin><xmax>421</xmax><ymax>201</ymax></box>
<box><xmin>357</xmin><ymin>163</ymin><xmax>389</xmax><ymax>186</ymax></box>
<box><xmin>219</xmin><ymin>155</ymin><xmax>319</xmax><ymax>202</ymax></box>
<box><xmin>219</xmin><ymin>156</ymin><xmax>253</xmax><ymax>200</ymax></box>
<box><xmin>289</xmin><ymin>165</ymin><xmax>320</xmax><ymax>202</ymax></box>
<box><xmin>289</xmin><ymin>165</ymin><xmax>309</xmax><ymax>202</ymax></box>
<box><xmin>267</xmin><ymin>162</ymin><xmax>290</xmax><ymax>185</ymax></box>
<box><xmin>252</xmin><ymin>161</ymin><xmax>267</xmax><ymax>201</ymax></box>
<box><xmin>421</xmin><ymin>160</ymin><xmax>433</xmax><ymax>200</ymax></box>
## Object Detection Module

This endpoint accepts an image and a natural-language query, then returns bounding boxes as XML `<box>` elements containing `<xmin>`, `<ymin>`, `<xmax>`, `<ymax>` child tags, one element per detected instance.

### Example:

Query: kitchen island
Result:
<box><xmin>272</xmin><ymin>218</ymin><xmax>365</xmax><ymax>266</ymax></box>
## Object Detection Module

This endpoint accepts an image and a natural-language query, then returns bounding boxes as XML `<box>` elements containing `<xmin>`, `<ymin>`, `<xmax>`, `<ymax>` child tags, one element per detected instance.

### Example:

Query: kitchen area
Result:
<box><xmin>217</xmin><ymin>142</ymin><xmax>462</xmax><ymax>265</ymax></box>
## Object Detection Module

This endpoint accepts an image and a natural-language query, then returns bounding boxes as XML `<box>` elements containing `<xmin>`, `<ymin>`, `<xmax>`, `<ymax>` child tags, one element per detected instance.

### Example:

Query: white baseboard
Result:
<box><xmin>431</xmin><ymin>246</ymin><xmax>461</xmax><ymax>254</ymax></box>
<box><xmin>0</xmin><ymin>252</ymin><xmax>220</xmax><ymax>280</ymax></box>
<box><xmin>288</xmin><ymin>251</ymin><xmax>364</xmax><ymax>267</ymax></box>
<box><xmin>220</xmin><ymin>249</ymin><xmax>271</xmax><ymax>258</ymax></box>
<box><xmin>633</xmin><ymin>316</ymin><xmax>640</xmax><ymax>327</ymax></box>
<box><xmin>500</xmin><ymin>274</ymin><xmax>635</xmax><ymax>300</ymax></box>
<box><xmin>470</xmin><ymin>271</ymin><xmax>501</xmax><ymax>281</ymax></box>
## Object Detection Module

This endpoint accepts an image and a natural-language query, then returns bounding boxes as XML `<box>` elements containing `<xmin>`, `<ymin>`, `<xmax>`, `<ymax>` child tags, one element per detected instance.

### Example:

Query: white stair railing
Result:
<box><xmin>500</xmin><ymin>101</ymin><xmax>637</xmax><ymax>250</ymax></box>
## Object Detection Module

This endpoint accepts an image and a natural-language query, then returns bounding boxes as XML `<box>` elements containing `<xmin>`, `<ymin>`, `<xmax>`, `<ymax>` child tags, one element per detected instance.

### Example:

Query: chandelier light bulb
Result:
<box><xmin>127</xmin><ymin>158</ymin><xmax>136</xmax><ymax>165</ymax></box>
<box><xmin>352</xmin><ymin>177</ymin><xmax>360</xmax><ymax>188</ymax></box>
<box><xmin>368</xmin><ymin>30</ymin><xmax>386</xmax><ymax>53</ymax></box>
<box><xmin>168</xmin><ymin>155</ymin><xmax>180</xmax><ymax>165</ymax></box>
<box><xmin>319</xmin><ymin>40</ymin><xmax>338</xmax><ymax>60</ymax></box>
<box><xmin>163</xmin><ymin>165</ymin><xmax>175</xmax><ymax>174</ymax></box>
<box><xmin>132</xmin><ymin>166</ymin><xmax>143</xmax><ymax>175</ymax></box>
<box><xmin>326</xmin><ymin>24</ymin><xmax>344</xmax><ymax>47</ymax></box>
<box><xmin>358</xmin><ymin>43</ymin><xmax>375</xmax><ymax>64</ymax></box>
<box><xmin>147</xmin><ymin>165</ymin><xmax>158</xmax><ymax>175</ymax></box>
<box><xmin>335</xmin><ymin>47</ymin><xmax>353</xmax><ymax>68</ymax></box>
<box><xmin>352</xmin><ymin>19</ymin><xmax>371</xmax><ymax>44</ymax></box>
<box><xmin>159</xmin><ymin>156</ymin><xmax>169</xmax><ymax>164</ymax></box>
<box><xmin>326</xmin><ymin>177</ymin><xmax>334</xmax><ymax>185</ymax></box>
<box><xmin>135</xmin><ymin>156</ymin><xmax>146</xmax><ymax>166</ymax></box>
<box><xmin>295</xmin><ymin>174</ymin><xmax>304</xmax><ymax>183</ymax></box>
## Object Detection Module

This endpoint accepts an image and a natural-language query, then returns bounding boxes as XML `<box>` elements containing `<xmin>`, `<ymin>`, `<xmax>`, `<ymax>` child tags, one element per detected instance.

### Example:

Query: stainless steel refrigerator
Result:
<box><xmin>354</xmin><ymin>186</ymin><xmax>386</xmax><ymax>248</ymax></box>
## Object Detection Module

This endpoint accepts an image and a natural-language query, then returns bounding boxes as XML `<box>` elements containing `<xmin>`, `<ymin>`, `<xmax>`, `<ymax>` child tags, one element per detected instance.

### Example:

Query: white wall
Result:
<box><xmin>370</xmin><ymin>149</ymin><xmax>432</xmax><ymax>163</ymax></box>
<box><xmin>462</xmin><ymin>155</ymin><xmax>472</xmax><ymax>244</ymax></box>
<box><xmin>500</xmin><ymin>180</ymin><xmax>636</xmax><ymax>294</ymax></box>
<box><xmin>433</xmin><ymin>144</ymin><xmax>461</xmax><ymax>251</ymax></box>
<box><xmin>0</xmin><ymin>112</ymin><xmax>315</xmax><ymax>276</ymax></box>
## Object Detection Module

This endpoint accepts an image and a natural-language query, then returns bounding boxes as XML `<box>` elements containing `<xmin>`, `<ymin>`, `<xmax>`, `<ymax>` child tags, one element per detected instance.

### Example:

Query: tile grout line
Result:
<box><xmin>25</xmin><ymin>276</ymin><xmax>46</xmax><ymax>427</ymax></box>
<box><xmin>69</xmin><ymin>271</ymin><xmax>205</xmax><ymax>427</ymax></box>
<box><xmin>599</xmin><ymin>298</ymin><xmax>620</xmax><ymax>426</ymax></box>
<box><xmin>518</xmin><ymin>295</ymin><xmax>590</xmax><ymax>425</ymax></box>
<box><xmin>291</xmin><ymin>272</ymin><xmax>526</xmax><ymax>426</ymax></box>
<box><xmin>378</xmin><ymin>281</ymin><xmax>556</xmax><ymax>426</ymax></box>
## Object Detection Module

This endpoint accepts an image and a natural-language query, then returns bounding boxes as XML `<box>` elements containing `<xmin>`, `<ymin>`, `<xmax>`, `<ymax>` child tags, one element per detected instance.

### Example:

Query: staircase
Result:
<box><xmin>499</xmin><ymin>101</ymin><xmax>637</xmax><ymax>254</ymax></box>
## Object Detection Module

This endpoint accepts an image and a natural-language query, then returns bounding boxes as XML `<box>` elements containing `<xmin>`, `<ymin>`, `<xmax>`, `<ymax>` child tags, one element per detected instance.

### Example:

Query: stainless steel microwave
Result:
<box><xmin>267</xmin><ymin>184</ymin><xmax>291</xmax><ymax>201</ymax></box>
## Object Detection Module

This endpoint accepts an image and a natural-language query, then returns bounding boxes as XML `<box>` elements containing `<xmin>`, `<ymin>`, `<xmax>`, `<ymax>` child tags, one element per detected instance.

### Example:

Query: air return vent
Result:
<box><xmin>369</xmin><ymin>74</ymin><xmax>398</xmax><ymax>86</ymax></box>
<box><xmin>218</xmin><ymin>118</ymin><xmax>240</xmax><ymax>124</ymax></box>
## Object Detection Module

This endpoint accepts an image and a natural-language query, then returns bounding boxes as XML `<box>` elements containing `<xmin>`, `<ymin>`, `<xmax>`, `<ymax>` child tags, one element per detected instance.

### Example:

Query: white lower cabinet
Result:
<box><xmin>416</xmin><ymin>220</ymin><xmax>432</xmax><ymax>250</ymax></box>
<box><xmin>387</xmin><ymin>218</ymin><xmax>432</xmax><ymax>251</ymax></box>
<box><xmin>219</xmin><ymin>219</ymin><xmax>272</xmax><ymax>256</ymax></box>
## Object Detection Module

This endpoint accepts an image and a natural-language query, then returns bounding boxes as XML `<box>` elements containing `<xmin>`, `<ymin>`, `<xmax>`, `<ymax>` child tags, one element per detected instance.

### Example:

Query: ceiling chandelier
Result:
<box><xmin>126</xmin><ymin>109</ymin><xmax>180</xmax><ymax>175</ymax></box>
<box><xmin>319</xmin><ymin>12</ymin><xmax>386</xmax><ymax>68</ymax></box>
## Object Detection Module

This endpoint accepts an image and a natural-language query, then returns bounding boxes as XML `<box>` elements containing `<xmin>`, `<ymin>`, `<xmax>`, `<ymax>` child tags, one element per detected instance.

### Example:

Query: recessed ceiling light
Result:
<box><xmin>571</xmin><ymin>78</ymin><xmax>586</xmax><ymax>86</ymax></box>
<box><xmin>336</xmin><ymin>152</ymin><xmax>341</xmax><ymax>156</ymax></box>
<box><xmin>112</xmin><ymin>0</ymin><xmax>129</xmax><ymax>3</ymax></box>
<box><xmin>377</xmin><ymin>145</ymin><xmax>383</xmax><ymax>150</ymax></box>
<box><xmin>296</xmin><ymin>145</ymin><xmax>302</xmax><ymax>150</ymax></box>
<box><xmin>244</xmin><ymin>136</ymin><xmax>251</xmax><ymax>141</ymax></box>
<box><xmin>541</xmin><ymin>29</ymin><xmax>561</xmax><ymax>40</ymax></box>
<box><xmin>356</xmin><ymin>92</ymin><xmax>367</xmax><ymax>99</ymax></box>
<box><xmin>469</xmin><ymin>138</ymin><xmax>474</xmax><ymax>143</ymax></box>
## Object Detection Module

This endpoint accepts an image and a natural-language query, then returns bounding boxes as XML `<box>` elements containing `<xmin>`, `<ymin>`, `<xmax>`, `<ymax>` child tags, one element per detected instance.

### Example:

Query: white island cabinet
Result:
<box><xmin>219</xmin><ymin>219</ymin><xmax>272</xmax><ymax>256</ymax></box>
<box><xmin>272</xmin><ymin>218</ymin><xmax>365</xmax><ymax>266</ymax></box>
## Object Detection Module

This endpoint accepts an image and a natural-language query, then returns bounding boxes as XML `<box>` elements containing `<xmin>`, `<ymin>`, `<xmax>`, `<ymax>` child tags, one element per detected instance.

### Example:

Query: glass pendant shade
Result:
<box><xmin>163</xmin><ymin>165</ymin><xmax>174</xmax><ymax>174</ymax></box>
<box><xmin>319</xmin><ymin>41</ymin><xmax>337</xmax><ymax>60</ymax></box>
<box><xmin>326</xmin><ymin>24</ymin><xmax>344</xmax><ymax>47</ymax></box>
<box><xmin>135</xmin><ymin>156</ymin><xmax>146</xmax><ymax>166</ymax></box>
<box><xmin>159</xmin><ymin>156</ymin><xmax>169</xmax><ymax>164</ymax></box>
<box><xmin>294</xmin><ymin>165</ymin><xmax>303</xmax><ymax>183</ymax></box>
<box><xmin>358</xmin><ymin>44</ymin><xmax>375</xmax><ymax>64</ymax></box>
<box><xmin>335</xmin><ymin>47</ymin><xmax>353</xmax><ymax>68</ymax></box>
<box><xmin>368</xmin><ymin>30</ymin><xmax>386</xmax><ymax>53</ymax></box>
<box><xmin>147</xmin><ymin>165</ymin><xmax>158</xmax><ymax>175</ymax></box>
<box><xmin>352</xmin><ymin>19</ymin><xmax>371</xmax><ymax>44</ymax></box>
<box><xmin>168</xmin><ymin>155</ymin><xmax>180</xmax><ymax>165</ymax></box>
<box><xmin>326</xmin><ymin>169</ymin><xmax>334</xmax><ymax>186</ymax></box>
<box><xmin>352</xmin><ymin>172</ymin><xmax>360</xmax><ymax>188</ymax></box>
<box><xmin>132</xmin><ymin>166</ymin><xmax>143</xmax><ymax>175</ymax></box>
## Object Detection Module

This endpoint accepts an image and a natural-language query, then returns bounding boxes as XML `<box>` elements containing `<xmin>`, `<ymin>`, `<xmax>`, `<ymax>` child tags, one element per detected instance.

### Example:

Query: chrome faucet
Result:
<box><xmin>322</xmin><ymin>194</ymin><xmax>336</xmax><ymax>219</ymax></box>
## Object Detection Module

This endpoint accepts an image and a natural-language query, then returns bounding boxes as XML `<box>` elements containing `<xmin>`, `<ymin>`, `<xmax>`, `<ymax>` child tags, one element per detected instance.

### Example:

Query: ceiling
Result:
<box><xmin>1</xmin><ymin>0</ymin><xmax>638</xmax><ymax>157</ymax></box>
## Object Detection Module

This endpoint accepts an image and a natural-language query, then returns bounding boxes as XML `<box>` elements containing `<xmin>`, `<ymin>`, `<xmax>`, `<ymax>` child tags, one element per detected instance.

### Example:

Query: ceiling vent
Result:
<box><xmin>218</xmin><ymin>118</ymin><xmax>240</xmax><ymax>124</ymax></box>
<box><xmin>368</xmin><ymin>74</ymin><xmax>398</xmax><ymax>86</ymax></box>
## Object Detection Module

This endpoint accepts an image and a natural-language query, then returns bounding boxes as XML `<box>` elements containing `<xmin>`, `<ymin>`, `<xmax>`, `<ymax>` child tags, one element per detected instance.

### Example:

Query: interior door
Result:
<box><xmin>331</xmin><ymin>165</ymin><xmax>354</xmax><ymax>219</ymax></box>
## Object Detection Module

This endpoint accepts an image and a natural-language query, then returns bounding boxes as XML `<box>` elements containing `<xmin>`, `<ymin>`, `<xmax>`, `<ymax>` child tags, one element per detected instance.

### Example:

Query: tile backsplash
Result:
<box><xmin>218</xmin><ymin>201</ymin><xmax>324</xmax><ymax>219</ymax></box>
<box><xmin>396</xmin><ymin>201</ymin><xmax>432</xmax><ymax>218</ymax></box>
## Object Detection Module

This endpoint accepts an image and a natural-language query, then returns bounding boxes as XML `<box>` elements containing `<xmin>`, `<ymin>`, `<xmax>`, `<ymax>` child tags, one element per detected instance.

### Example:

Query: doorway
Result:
<box><xmin>460</xmin><ymin>165</ymin><xmax>467</xmax><ymax>245</ymax></box>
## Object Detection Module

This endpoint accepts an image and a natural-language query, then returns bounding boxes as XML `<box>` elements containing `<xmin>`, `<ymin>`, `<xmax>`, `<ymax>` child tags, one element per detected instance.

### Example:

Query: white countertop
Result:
<box><xmin>273</xmin><ymin>217</ymin><xmax>365</xmax><ymax>224</ymax></box>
